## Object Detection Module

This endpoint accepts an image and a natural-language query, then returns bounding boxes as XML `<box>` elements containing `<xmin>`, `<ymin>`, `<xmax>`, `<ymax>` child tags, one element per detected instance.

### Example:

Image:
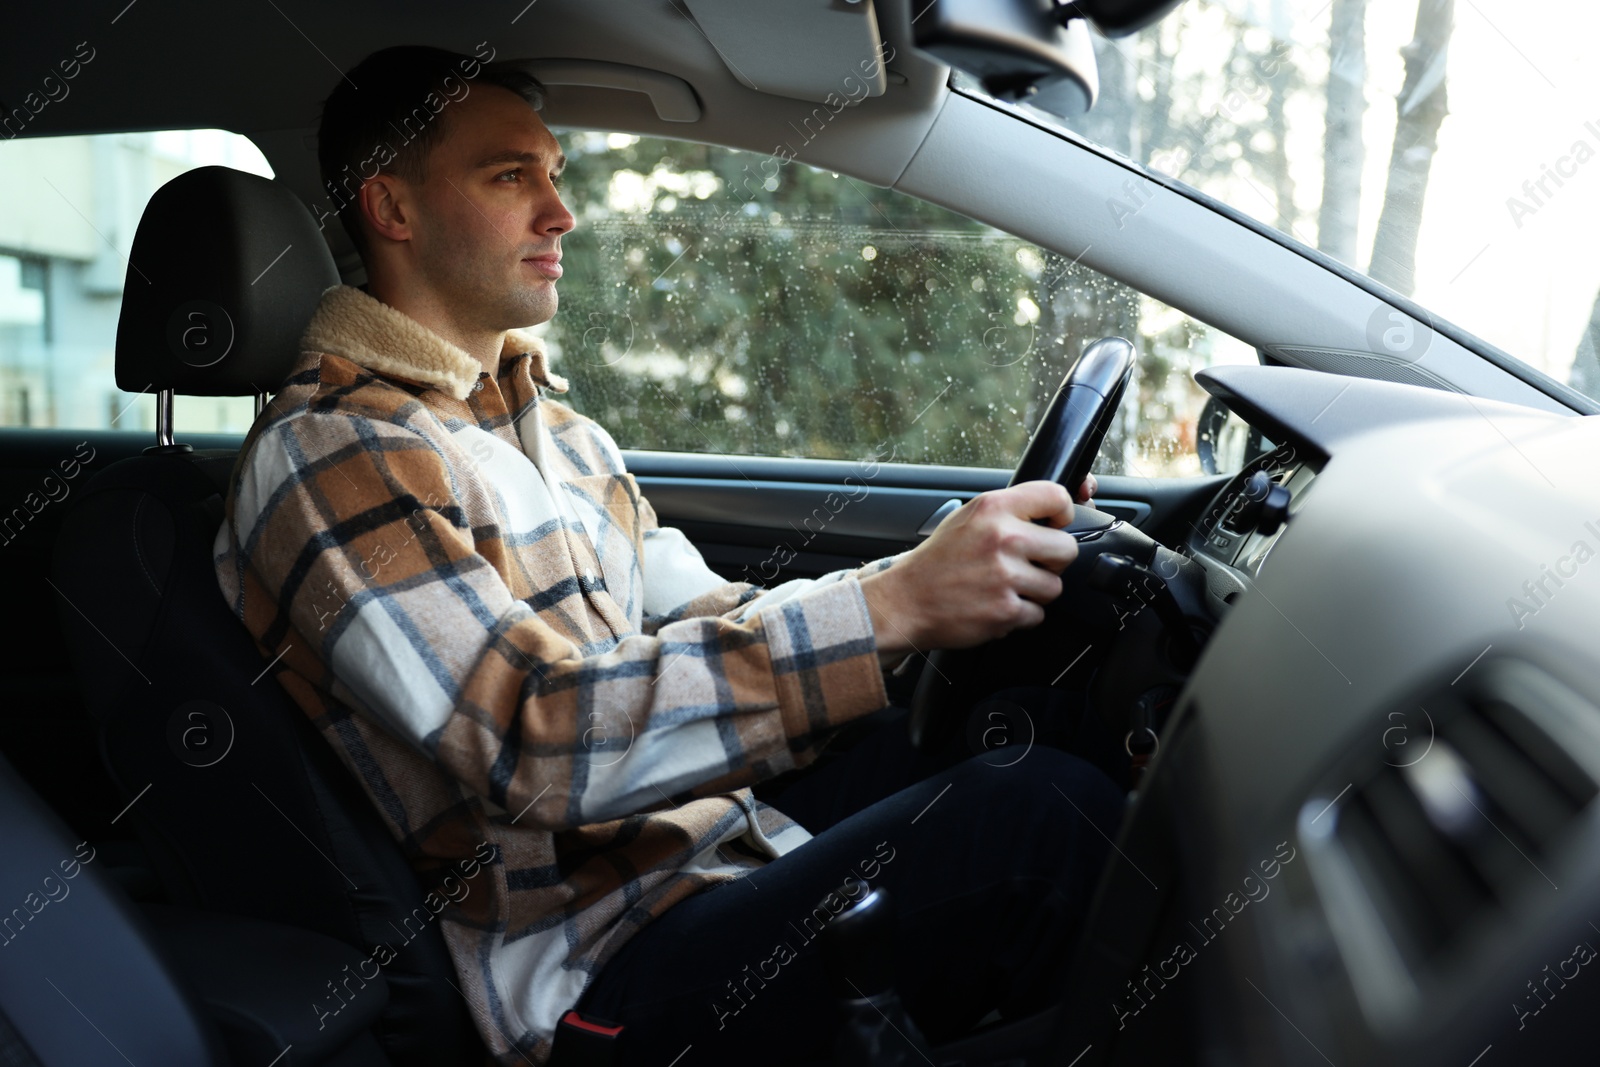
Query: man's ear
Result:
<box><xmin>359</xmin><ymin>173</ymin><xmax>412</xmax><ymax>245</ymax></box>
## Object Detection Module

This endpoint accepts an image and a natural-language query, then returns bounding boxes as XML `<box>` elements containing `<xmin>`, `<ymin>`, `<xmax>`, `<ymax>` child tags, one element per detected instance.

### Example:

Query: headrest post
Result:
<box><xmin>255</xmin><ymin>392</ymin><xmax>267</xmax><ymax>419</ymax></box>
<box><xmin>140</xmin><ymin>388</ymin><xmax>193</xmax><ymax>456</ymax></box>
<box><xmin>155</xmin><ymin>388</ymin><xmax>175</xmax><ymax>448</ymax></box>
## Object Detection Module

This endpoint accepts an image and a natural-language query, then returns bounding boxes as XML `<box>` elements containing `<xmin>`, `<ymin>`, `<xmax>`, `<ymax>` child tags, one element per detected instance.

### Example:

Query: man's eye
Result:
<box><xmin>551</xmin><ymin>174</ymin><xmax>564</xmax><ymax>189</ymax></box>
<box><xmin>497</xmin><ymin>170</ymin><xmax>521</xmax><ymax>182</ymax></box>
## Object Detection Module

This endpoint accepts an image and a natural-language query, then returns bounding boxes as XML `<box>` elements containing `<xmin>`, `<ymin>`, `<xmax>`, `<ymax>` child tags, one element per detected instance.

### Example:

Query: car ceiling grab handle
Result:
<box><xmin>523</xmin><ymin>60</ymin><xmax>703</xmax><ymax>122</ymax></box>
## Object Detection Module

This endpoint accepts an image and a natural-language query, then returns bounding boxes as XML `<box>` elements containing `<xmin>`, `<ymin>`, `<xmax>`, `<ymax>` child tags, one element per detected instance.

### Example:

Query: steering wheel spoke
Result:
<box><xmin>908</xmin><ymin>337</ymin><xmax>1137</xmax><ymax>751</ymax></box>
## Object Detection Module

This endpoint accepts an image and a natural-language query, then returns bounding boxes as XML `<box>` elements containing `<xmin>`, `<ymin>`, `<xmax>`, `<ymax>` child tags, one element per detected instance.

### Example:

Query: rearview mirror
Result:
<box><xmin>912</xmin><ymin>0</ymin><xmax>1186</xmax><ymax>117</ymax></box>
<box><xmin>1065</xmin><ymin>0</ymin><xmax>1187</xmax><ymax>36</ymax></box>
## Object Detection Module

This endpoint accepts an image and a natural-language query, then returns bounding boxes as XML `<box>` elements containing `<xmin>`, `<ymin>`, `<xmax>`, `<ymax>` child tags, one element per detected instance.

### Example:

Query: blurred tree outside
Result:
<box><xmin>1366</xmin><ymin>0</ymin><xmax>1455</xmax><ymax>296</ymax></box>
<box><xmin>1319</xmin><ymin>0</ymin><xmax>1368</xmax><ymax>265</ymax></box>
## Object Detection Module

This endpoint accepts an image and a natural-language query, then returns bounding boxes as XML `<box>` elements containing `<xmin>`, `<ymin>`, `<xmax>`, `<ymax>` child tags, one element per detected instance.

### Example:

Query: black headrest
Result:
<box><xmin>115</xmin><ymin>166</ymin><xmax>341</xmax><ymax>397</ymax></box>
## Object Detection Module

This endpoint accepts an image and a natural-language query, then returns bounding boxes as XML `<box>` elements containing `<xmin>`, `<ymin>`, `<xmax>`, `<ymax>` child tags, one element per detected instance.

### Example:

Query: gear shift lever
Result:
<box><xmin>818</xmin><ymin>883</ymin><xmax>933</xmax><ymax>1066</ymax></box>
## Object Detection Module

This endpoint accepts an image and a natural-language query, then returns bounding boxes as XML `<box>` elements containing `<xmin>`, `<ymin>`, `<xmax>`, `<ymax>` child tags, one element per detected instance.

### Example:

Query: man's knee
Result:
<box><xmin>951</xmin><ymin>744</ymin><xmax>1119</xmax><ymax>802</ymax></box>
<box><xmin>944</xmin><ymin>747</ymin><xmax>1123</xmax><ymax>853</ymax></box>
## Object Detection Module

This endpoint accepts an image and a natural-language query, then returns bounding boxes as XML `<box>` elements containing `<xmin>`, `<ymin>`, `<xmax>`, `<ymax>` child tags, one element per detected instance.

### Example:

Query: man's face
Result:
<box><xmin>402</xmin><ymin>85</ymin><xmax>574</xmax><ymax>332</ymax></box>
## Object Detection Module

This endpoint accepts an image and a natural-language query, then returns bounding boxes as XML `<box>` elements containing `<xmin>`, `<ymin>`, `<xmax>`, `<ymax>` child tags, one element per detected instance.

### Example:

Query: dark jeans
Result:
<box><xmin>570</xmin><ymin>689</ymin><xmax>1126</xmax><ymax>1066</ymax></box>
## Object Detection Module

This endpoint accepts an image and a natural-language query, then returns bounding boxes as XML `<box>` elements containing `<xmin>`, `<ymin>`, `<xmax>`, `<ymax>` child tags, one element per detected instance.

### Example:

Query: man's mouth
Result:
<box><xmin>523</xmin><ymin>253</ymin><xmax>562</xmax><ymax>279</ymax></box>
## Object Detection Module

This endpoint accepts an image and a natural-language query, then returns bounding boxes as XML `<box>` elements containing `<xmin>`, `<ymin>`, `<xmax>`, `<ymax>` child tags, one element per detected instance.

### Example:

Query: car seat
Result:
<box><xmin>49</xmin><ymin>166</ymin><xmax>486</xmax><ymax>1067</ymax></box>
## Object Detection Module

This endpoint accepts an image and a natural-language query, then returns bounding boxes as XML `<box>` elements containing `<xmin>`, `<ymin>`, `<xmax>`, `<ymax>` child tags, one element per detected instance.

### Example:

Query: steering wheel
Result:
<box><xmin>907</xmin><ymin>336</ymin><xmax>1138</xmax><ymax>750</ymax></box>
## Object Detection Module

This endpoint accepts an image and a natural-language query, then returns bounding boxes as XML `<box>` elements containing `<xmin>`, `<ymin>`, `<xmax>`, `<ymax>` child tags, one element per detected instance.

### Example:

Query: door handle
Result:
<box><xmin>916</xmin><ymin>499</ymin><xmax>963</xmax><ymax>537</ymax></box>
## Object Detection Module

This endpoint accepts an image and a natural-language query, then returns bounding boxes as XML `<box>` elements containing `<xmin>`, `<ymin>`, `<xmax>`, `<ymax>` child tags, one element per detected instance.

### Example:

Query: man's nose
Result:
<box><xmin>540</xmin><ymin>189</ymin><xmax>576</xmax><ymax>235</ymax></box>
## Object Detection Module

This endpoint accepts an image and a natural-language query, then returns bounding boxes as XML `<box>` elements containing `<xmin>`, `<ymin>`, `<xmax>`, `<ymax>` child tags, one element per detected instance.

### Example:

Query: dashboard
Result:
<box><xmin>1057</xmin><ymin>364</ymin><xmax>1600</xmax><ymax>1067</ymax></box>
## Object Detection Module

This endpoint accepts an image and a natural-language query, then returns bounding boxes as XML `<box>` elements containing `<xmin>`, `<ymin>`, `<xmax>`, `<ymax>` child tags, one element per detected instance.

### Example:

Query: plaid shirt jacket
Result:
<box><xmin>213</xmin><ymin>284</ymin><xmax>896</xmax><ymax>1065</ymax></box>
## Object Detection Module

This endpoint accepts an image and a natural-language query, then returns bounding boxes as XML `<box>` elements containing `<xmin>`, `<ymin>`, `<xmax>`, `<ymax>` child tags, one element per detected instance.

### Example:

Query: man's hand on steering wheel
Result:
<box><xmin>858</xmin><ymin>474</ymin><xmax>1097</xmax><ymax>661</ymax></box>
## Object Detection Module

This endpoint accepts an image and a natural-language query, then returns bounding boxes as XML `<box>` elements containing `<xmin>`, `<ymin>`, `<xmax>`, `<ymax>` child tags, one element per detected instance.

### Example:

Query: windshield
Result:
<box><xmin>979</xmin><ymin>0</ymin><xmax>1600</xmax><ymax>402</ymax></box>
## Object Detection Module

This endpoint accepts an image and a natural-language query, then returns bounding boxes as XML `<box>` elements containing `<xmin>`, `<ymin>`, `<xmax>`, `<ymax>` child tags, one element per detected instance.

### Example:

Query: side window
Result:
<box><xmin>0</xmin><ymin>130</ymin><xmax>273</xmax><ymax>433</ymax></box>
<box><xmin>543</xmin><ymin>133</ymin><xmax>1256</xmax><ymax>477</ymax></box>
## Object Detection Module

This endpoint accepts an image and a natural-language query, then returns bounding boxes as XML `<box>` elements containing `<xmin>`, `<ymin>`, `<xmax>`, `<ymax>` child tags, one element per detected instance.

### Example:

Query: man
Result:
<box><xmin>214</xmin><ymin>45</ymin><xmax>1120</xmax><ymax>1066</ymax></box>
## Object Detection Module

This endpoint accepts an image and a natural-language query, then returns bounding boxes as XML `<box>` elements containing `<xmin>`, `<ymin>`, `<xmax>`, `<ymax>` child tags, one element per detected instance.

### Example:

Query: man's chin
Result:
<box><xmin>502</xmin><ymin>292</ymin><xmax>557</xmax><ymax>332</ymax></box>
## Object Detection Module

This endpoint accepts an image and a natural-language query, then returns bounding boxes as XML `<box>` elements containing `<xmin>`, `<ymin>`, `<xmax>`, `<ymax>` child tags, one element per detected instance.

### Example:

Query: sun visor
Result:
<box><xmin>680</xmin><ymin>0</ymin><xmax>889</xmax><ymax>104</ymax></box>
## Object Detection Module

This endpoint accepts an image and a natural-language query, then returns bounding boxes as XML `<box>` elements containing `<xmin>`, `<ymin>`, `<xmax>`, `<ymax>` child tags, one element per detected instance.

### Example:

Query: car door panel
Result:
<box><xmin>624</xmin><ymin>448</ymin><xmax>1228</xmax><ymax>583</ymax></box>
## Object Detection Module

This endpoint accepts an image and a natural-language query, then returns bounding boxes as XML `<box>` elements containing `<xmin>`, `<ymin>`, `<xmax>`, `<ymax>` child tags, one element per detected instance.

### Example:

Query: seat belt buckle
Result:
<box><xmin>551</xmin><ymin>1009</ymin><xmax>624</xmax><ymax>1067</ymax></box>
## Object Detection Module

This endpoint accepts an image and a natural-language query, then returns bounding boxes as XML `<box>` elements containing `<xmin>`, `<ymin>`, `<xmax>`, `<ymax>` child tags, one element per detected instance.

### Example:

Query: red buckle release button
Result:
<box><xmin>561</xmin><ymin>1011</ymin><xmax>624</xmax><ymax>1037</ymax></box>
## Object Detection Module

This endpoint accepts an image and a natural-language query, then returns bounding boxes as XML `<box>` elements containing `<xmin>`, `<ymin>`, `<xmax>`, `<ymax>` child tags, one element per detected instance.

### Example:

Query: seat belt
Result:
<box><xmin>549</xmin><ymin>1010</ymin><xmax>624</xmax><ymax>1067</ymax></box>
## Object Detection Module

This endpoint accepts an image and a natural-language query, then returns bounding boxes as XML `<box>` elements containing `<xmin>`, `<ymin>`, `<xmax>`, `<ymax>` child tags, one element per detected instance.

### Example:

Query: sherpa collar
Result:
<box><xmin>300</xmin><ymin>284</ymin><xmax>568</xmax><ymax>401</ymax></box>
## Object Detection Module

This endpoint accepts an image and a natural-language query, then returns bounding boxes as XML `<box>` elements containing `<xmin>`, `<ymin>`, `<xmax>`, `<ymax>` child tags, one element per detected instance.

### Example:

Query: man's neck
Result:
<box><xmin>365</xmin><ymin>277</ymin><xmax>503</xmax><ymax>379</ymax></box>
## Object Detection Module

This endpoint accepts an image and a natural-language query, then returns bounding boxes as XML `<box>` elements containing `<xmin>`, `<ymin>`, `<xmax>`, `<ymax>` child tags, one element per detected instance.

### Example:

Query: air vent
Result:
<box><xmin>1301</xmin><ymin>658</ymin><xmax>1600</xmax><ymax>1024</ymax></box>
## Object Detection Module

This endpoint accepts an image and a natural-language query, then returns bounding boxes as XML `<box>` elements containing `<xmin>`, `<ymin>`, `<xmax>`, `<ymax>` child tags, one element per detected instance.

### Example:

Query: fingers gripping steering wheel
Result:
<box><xmin>906</xmin><ymin>337</ymin><xmax>1138</xmax><ymax>750</ymax></box>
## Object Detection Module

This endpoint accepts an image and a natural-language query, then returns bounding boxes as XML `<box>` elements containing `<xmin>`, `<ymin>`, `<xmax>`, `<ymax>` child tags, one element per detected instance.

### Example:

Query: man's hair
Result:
<box><xmin>318</xmin><ymin>45</ymin><xmax>546</xmax><ymax>255</ymax></box>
